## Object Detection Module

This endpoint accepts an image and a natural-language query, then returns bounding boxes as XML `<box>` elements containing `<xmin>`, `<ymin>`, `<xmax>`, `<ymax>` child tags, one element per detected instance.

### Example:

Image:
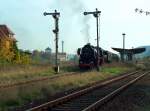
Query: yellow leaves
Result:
<box><xmin>20</xmin><ymin>54</ymin><xmax>31</xmax><ymax>64</ymax></box>
<box><xmin>5</xmin><ymin>40</ymin><xmax>10</xmax><ymax>49</ymax></box>
<box><xmin>0</xmin><ymin>38</ymin><xmax>32</xmax><ymax>64</ymax></box>
<box><xmin>0</xmin><ymin>46</ymin><xmax>15</xmax><ymax>62</ymax></box>
<box><xmin>0</xmin><ymin>41</ymin><xmax>26</xmax><ymax>64</ymax></box>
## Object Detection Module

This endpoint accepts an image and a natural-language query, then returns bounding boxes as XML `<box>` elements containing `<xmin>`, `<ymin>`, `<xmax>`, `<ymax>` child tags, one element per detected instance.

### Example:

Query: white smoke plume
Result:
<box><xmin>50</xmin><ymin>0</ymin><xmax>91</xmax><ymax>43</ymax></box>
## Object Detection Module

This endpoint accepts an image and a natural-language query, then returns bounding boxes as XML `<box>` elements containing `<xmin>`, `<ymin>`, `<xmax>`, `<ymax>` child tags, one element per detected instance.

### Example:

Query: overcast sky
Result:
<box><xmin>0</xmin><ymin>0</ymin><xmax>150</xmax><ymax>54</ymax></box>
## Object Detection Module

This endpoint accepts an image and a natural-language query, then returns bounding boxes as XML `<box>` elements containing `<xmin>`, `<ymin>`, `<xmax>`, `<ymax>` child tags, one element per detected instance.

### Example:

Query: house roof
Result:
<box><xmin>0</xmin><ymin>25</ymin><xmax>14</xmax><ymax>35</ymax></box>
<box><xmin>0</xmin><ymin>25</ymin><xmax>16</xmax><ymax>41</ymax></box>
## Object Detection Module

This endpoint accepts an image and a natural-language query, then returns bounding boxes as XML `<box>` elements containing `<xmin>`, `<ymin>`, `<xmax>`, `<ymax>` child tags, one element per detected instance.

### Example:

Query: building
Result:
<box><xmin>58</xmin><ymin>53</ymin><xmax>67</xmax><ymax>61</ymax></box>
<box><xmin>45</xmin><ymin>47</ymin><xmax>52</xmax><ymax>54</ymax></box>
<box><xmin>0</xmin><ymin>25</ymin><xmax>16</xmax><ymax>49</ymax></box>
<box><xmin>0</xmin><ymin>25</ymin><xmax>17</xmax><ymax>61</ymax></box>
<box><xmin>112</xmin><ymin>47</ymin><xmax>145</xmax><ymax>62</ymax></box>
<box><xmin>51</xmin><ymin>53</ymin><xmax>67</xmax><ymax>64</ymax></box>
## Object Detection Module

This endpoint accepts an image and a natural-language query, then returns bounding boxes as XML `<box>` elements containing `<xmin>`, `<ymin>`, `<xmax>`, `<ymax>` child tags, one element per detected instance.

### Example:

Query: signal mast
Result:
<box><xmin>83</xmin><ymin>8</ymin><xmax>101</xmax><ymax>71</ymax></box>
<box><xmin>43</xmin><ymin>10</ymin><xmax>60</xmax><ymax>73</ymax></box>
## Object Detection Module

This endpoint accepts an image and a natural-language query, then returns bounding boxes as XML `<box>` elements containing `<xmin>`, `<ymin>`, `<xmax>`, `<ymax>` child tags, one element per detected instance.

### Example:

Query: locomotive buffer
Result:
<box><xmin>84</xmin><ymin>8</ymin><xmax>101</xmax><ymax>71</ymax></box>
<box><xmin>43</xmin><ymin>10</ymin><xmax>60</xmax><ymax>73</ymax></box>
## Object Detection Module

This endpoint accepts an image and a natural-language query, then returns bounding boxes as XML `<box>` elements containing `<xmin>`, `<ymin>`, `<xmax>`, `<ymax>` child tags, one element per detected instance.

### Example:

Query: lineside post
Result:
<box><xmin>83</xmin><ymin>8</ymin><xmax>101</xmax><ymax>71</ymax></box>
<box><xmin>122</xmin><ymin>33</ymin><xmax>126</xmax><ymax>62</ymax></box>
<box><xmin>44</xmin><ymin>10</ymin><xmax>60</xmax><ymax>73</ymax></box>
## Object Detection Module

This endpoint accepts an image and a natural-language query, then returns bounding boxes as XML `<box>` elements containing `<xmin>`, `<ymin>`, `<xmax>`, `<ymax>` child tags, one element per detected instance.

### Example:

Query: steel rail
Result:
<box><xmin>82</xmin><ymin>71</ymin><xmax>150</xmax><ymax>111</ymax></box>
<box><xmin>27</xmin><ymin>70</ymin><xmax>139</xmax><ymax>111</ymax></box>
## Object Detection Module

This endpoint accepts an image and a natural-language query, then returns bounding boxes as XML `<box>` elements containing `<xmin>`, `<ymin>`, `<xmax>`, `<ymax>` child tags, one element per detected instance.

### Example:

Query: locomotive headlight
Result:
<box><xmin>90</xmin><ymin>61</ymin><xmax>94</xmax><ymax>64</ymax></box>
<box><xmin>80</xmin><ymin>61</ymin><xmax>83</xmax><ymax>63</ymax></box>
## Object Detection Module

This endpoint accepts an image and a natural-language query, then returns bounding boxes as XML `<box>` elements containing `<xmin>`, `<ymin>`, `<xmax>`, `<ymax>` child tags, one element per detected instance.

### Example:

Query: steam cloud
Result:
<box><xmin>50</xmin><ymin>0</ymin><xmax>91</xmax><ymax>43</ymax></box>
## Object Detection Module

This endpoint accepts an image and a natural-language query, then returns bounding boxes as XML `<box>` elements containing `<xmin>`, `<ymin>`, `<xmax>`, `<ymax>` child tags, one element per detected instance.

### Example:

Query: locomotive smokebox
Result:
<box><xmin>84</xmin><ymin>12</ymin><xmax>88</xmax><ymax>15</ymax></box>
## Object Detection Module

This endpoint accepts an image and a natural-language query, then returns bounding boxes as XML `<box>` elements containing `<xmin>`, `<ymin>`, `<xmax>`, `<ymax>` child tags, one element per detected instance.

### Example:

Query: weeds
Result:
<box><xmin>0</xmin><ymin>63</ymin><xmax>133</xmax><ymax>110</ymax></box>
<box><xmin>0</xmin><ymin>64</ymin><xmax>54</xmax><ymax>84</ymax></box>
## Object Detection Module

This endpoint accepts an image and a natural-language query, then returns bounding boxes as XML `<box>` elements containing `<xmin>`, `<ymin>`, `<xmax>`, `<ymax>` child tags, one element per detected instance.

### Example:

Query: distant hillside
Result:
<box><xmin>136</xmin><ymin>46</ymin><xmax>150</xmax><ymax>58</ymax></box>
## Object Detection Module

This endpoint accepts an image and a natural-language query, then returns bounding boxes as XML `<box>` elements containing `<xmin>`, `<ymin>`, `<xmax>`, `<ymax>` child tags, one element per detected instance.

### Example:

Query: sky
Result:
<box><xmin>0</xmin><ymin>0</ymin><xmax>150</xmax><ymax>54</ymax></box>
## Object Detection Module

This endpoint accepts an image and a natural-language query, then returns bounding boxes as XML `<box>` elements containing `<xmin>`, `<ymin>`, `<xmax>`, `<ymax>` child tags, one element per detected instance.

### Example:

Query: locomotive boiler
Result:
<box><xmin>77</xmin><ymin>43</ymin><xmax>104</xmax><ymax>69</ymax></box>
<box><xmin>77</xmin><ymin>43</ymin><xmax>119</xmax><ymax>69</ymax></box>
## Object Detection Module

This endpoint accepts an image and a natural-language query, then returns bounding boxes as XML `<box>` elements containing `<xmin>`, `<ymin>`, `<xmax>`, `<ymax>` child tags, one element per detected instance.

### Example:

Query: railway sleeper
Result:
<box><xmin>62</xmin><ymin>100</ymin><xmax>97</xmax><ymax>106</ymax></box>
<box><xmin>59</xmin><ymin>102</ymin><xmax>92</xmax><ymax>107</ymax></box>
<box><xmin>50</xmin><ymin>106</ymin><xmax>81</xmax><ymax>111</ymax></box>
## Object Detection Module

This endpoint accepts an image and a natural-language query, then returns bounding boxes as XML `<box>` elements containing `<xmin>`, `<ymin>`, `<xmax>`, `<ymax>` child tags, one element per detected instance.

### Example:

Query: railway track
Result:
<box><xmin>26</xmin><ymin>70</ymin><xmax>149</xmax><ymax>111</ymax></box>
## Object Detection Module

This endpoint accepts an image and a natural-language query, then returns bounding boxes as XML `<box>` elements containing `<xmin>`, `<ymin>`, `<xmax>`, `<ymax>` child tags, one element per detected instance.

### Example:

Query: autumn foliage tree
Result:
<box><xmin>0</xmin><ymin>25</ymin><xmax>31</xmax><ymax>64</ymax></box>
<box><xmin>0</xmin><ymin>41</ymin><xmax>31</xmax><ymax>64</ymax></box>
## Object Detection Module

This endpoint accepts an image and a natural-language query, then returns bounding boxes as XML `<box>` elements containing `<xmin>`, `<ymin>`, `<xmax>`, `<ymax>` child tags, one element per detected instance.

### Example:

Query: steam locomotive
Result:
<box><xmin>77</xmin><ymin>43</ymin><xmax>119</xmax><ymax>69</ymax></box>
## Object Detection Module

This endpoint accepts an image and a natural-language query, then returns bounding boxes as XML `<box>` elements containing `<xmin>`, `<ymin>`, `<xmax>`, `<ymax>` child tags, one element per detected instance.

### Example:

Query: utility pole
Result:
<box><xmin>122</xmin><ymin>33</ymin><xmax>126</xmax><ymax>62</ymax></box>
<box><xmin>62</xmin><ymin>40</ymin><xmax>64</xmax><ymax>53</ymax></box>
<box><xmin>43</xmin><ymin>10</ymin><xmax>60</xmax><ymax>73</ymax></box>
<box><xmin>84</xmin><ymin>8</ymin><xmax>101</xmax><ymax>71</ymax></box>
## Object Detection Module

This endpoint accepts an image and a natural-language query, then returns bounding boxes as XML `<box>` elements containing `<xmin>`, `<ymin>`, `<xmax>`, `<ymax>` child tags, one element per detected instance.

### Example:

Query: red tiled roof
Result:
<box><xmin>0</xmin><ymin>25</ymin><xmax>14</xmax><ymax>35</ymax></box>
<box><xmin>0</xmin><ymin>25</ymin><xmax>16</xmax><ymax>41</ymax></box>
<box><xmin>0</xmin><ymin>28</ymin><xmax>7</xmax><ymax>39</ymax></box>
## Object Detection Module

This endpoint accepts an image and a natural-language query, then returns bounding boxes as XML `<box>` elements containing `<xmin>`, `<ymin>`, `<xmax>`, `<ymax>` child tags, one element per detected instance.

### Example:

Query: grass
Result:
<box><xmin>0</xmin><ymin>56</ymin><xmax>139</xmax><ymax>110</ymax></box>
<box><xmin>0</xmin><ymin>63</ymin><xmax>80</xmax><ymax>85</ymax></box>
<box><xmin>0</xmin><ymin>63</ymin><xmax>134</xmax><ymax>111</ymax></box>
<box><xmin>101</xmin><ymin>67</ymin><xmax>128</xmax><ymax>75</ymax></box>
<box><xmin>0</xmin><ymin>64</ymin><xmax>59</xmax><ymax>85</ymax></box>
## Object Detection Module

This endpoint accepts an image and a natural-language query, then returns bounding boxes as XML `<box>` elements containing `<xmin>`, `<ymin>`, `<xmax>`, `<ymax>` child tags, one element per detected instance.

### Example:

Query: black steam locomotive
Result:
<box><xmin>77</xmin><ymin>43</ymin><xmax>119</xmax><ymax>69</ymax></box>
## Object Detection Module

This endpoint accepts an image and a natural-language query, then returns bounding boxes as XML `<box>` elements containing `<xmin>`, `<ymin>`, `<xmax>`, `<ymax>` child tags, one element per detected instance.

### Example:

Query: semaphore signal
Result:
<box><xmin>43</xmin><ymin>10</ymin><xmax>60</xmax><ymax>73</ymax></box>
<box><xmin>83</xmin><ymin>8</ymin><xmax>101</xmax><ymax>71</ymax></box>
